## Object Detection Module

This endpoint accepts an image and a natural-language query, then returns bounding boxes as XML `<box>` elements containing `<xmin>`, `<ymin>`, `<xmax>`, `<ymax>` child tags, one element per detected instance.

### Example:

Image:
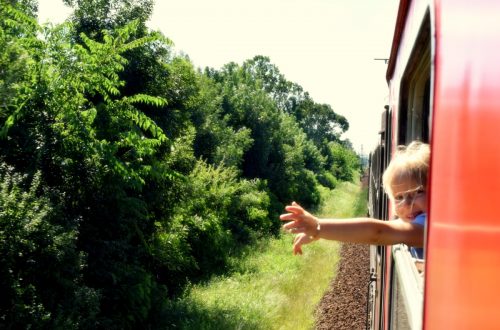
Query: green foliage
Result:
<box><xmin>64</xmin><ymin>0</ymin><xmax>154</xmax><ymax>42</ymax></box>
<box><xmin>317</xmin><ymin>171</ymin><xmax>338</xmax><ymax>189</ymax></box>
<box><xmin>153</xmin><ymin>160</ymin><xmax>271</xmax><ymax>292</ymax></box>
<box><xmin>294</xmin><ymin>99</ymin><xmax>349</xmax><ymax>146</ymax></box>
<box><xmin>191</xmin><ymin>74</ymin><xmax>254</xmax><ymax>168</ymax></box>
<box><xmin>0</xmin><ymin>164</ymin><xmax>100</xmax><ymax>328</ymax></box>
<box><xmin>170</xmin><ymin>177</ymin><xmax>368</xmax><ymax>330</ymax></box>
<box><xmin>1</xmin><ymin>3</ymin><xmax>176</xmax><ymax>326</ymax></box>
<box><xmin>0</xmin><ymin>2</ymin><xmax>40</xmax><ymax>139</ymax></box>
<box><xmin>205</xmin><ymin>59</ymin><xmax>328</xmax><ymax>210</ymax></box>
<box><xmin>327</xmin><ymin>142</ymin><xmax>361</xmax><ymax>182</ymax></box>
<box><xmin>0</xmin><ymin>1</ymin><xmax>363</xmax><ymax>327</ymax></box>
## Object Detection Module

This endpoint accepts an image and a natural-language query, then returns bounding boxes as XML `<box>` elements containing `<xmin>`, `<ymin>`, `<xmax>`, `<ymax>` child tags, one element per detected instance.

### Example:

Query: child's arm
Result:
<box><xmin>280</xmin><ymin>202</ymin><xmax>424</xmax><ymax>248</ymax></box>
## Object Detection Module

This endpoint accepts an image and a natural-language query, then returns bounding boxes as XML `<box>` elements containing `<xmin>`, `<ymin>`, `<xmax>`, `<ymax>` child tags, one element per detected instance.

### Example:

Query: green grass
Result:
<box><xmin>170</xmin><ymin>179</ymin><xmax>367</xmax><ymax>330</ymax></box>
<box><xmin>317</xmin><ymin>180</ymin><xmax>368</xmax><ymax>218</ymax></box>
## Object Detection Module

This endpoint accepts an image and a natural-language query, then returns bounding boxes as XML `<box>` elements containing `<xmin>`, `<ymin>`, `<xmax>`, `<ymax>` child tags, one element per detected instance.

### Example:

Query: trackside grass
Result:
<box><xmin>171</xmin><ymin>180</ymin><xmax>367</xmax><ymax>329</ymax></box>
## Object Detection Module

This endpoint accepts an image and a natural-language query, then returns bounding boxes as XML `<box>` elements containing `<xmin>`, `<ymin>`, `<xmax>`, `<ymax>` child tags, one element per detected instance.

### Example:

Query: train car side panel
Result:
<box><xmin>425</xmin><ymin>0</ymin><xmax>500</xmax><ymax>328</ymax></box>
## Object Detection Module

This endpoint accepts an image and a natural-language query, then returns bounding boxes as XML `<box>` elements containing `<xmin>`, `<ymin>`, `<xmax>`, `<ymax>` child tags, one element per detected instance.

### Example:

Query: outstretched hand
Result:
<box><xmin>280</xmin><ymin>202</ymin><xmax>320</xmax><ymax>255</ymax></box>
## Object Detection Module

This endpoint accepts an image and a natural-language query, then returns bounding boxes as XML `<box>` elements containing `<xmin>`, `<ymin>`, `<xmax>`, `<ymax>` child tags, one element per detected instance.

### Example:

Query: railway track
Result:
<box><xmin>315</xmin><ymin>242</ymin><xmax>369</xmax><ymax>330</ymax></box>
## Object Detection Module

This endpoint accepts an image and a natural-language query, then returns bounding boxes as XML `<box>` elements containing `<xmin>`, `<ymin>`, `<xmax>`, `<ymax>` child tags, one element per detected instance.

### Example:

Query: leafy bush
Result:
<box><xmin>0</xmin><ymin>164</ymin><xmax>100</xmax><ymax>329</ymax></box>
<box><xmin>317</xmin><ymin>171</ymin><xmax>338</xmax><ymax>189</ymax></box>
<box><xmin>153</xmin><ymin>160</ymin><xmax>271</xmax><ymax>291</ymax></box>
<box><xmin>326</xmin><ymin>142</ymin><xmax>361</xmax><ymax>182</ymax></box>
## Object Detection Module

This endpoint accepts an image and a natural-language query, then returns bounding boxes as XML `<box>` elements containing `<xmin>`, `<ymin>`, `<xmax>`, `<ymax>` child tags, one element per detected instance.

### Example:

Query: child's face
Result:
<box><xmin>391</xmin><ymin>177</ymin><xmax>427</xmax><ymax>222</ymax></box>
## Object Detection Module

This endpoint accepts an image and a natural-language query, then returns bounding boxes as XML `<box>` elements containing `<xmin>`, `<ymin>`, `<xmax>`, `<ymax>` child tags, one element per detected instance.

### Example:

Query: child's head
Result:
<box><xmin>382</xmin><ymin>141</ymin><xmax>430</xmax><ymax>221</ymax></box>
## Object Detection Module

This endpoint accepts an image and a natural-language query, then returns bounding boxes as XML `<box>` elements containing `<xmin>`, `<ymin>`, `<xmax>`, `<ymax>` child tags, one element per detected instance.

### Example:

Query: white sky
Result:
<box><xmin>38</xmin><ymin>0</ymin><xmax>399</xmax><ymax>154</ymax></box>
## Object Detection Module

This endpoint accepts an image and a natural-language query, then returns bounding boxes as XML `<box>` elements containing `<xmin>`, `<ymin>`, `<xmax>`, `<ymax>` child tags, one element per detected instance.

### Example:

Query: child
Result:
<box><xmin>280</xmin><ymin>141</ymin><xmax>429</xmax><ymax>256</ymax></box>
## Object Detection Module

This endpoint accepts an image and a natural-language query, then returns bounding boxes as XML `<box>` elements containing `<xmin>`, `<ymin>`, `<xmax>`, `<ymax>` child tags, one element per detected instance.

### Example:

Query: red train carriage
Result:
<box><xmin>368</xmin><ymin>0</ymin><xmax>500</xmax><ymax>329</ymax></box>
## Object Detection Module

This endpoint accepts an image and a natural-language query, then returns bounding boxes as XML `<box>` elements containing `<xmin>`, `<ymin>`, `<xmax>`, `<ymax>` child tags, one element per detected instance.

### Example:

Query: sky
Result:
<box><xmin>37</xmin><ymin>0</ymin><xmax>400</xmax><ymax>155</ymax></box>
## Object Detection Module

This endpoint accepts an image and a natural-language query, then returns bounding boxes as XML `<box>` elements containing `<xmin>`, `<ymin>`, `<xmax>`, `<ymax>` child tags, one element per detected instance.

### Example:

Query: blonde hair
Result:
<box><xmin>382</xmin><ymin>141</ymin><xmax>430</xmax><ymax>199</ymax></box>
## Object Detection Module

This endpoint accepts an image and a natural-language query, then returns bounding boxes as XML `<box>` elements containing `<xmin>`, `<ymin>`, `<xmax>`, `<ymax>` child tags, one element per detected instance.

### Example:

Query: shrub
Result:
<box><xmin>327</xmin><ymin>142</ymin><xmax>361</xmax><ymax>182</ymax></box>
<box><xmin>153</xmin><ymin>160</ymin><xmax>271</xmax><ymax>290</ymax></box>
<box><xmin>317</xmin><ymin>171</ymin><xmax>338</xmax><ymax>189</ymax></box>
<box><xmin>0</xmin><ymin>164</ymin><xmax>99</xmax><ymax>328</ymax></box>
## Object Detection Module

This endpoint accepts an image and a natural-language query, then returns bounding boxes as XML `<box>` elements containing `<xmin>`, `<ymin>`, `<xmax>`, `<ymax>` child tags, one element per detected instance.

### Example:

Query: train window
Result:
<box><xmin>398</xmin><ymin>13</ymin><xmax>431</xmax><ymax>144</ymax></box>
<box><xmin>390</xmin><ymin>244</ymin><xmax>424</xmax><ymax>330</ymax></box>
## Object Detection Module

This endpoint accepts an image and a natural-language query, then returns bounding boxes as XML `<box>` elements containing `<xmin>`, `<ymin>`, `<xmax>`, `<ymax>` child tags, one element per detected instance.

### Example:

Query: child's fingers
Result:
<box><xmin>279</xmin><ymin>212</ymin><xmax>298</xmax><ymax>222</ymax></box>
<box><xmin>284</xmin><ymin>205</ymin><xmax>304</xmax><ymax>214</ymax></box>
<box><xmin>293</xmin><ymin>239</ymin><xmax>303</xmax><ymax>255</ymax></box>
<box><xmin>293</xmin><ymin>233</ymin><xmax>308</xmax><ymax>255</ymax></box>
<box><xmin>282</xmin><ymin>220</ymin><xmax>296</xmax><ymax>230</ymax></box>
<box><xmin>293</xmin><ymin>233</ymin><xmax>303</xmax><ymax>244</ymax></box>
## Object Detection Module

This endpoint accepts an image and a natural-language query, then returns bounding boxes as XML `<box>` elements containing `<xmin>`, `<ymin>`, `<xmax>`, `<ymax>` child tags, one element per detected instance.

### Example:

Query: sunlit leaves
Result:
<box><xmin>0</xmin><ymin>3</ymin><xmax>39</xmax><ymax>138</ymax></box>
<box><xmin>0</xmin><ymin>2</ymin><xmax>38</xmax><ymax>36</ymax></box>
<box><xmin>124</xmin><ymin>93</ymin><xmax>167</xmax><ymax>107</ymax></box>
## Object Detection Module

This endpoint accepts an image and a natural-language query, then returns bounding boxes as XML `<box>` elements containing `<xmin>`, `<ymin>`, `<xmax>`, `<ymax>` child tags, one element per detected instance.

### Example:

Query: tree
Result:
<box><xmin>293</xmin><ymin>95</ymin><xmax>349</xmax><ymax>146</ymax></box>
<box><xmin>326</xmin><ymin>141</ymin><xmax>361</xmax><ymax>182</ymax></box>
<box><xmin>206</xmin><ymin>60</ymin><xmax>324</xmax><ymax>209</ymax></box>
<box><xmin>1</xmin><ymin>4</ymin><xmax>175</xmax><ymax>325</ymax></box>
<box><xmin>63</xmin><ymin>0</ymin><xmax>153</xmax><ymax>41</ymax></box>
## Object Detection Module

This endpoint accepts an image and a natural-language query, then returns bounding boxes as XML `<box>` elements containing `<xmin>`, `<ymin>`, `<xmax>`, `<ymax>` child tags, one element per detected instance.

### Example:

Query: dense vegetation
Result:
<box><xmin>0</xmin><ymin>0</ymin><xmax>360</xmax><ymax>328</ymax></box>
<box><xmin>172</xmin><ymin>181</ymin><xmax>368</xmax><ymax>330</ymax></box>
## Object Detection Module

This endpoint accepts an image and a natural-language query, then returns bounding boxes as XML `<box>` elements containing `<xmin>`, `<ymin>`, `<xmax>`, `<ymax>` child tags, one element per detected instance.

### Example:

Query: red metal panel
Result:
<box><xmin>425</xmin><ymin>0</ymin><xmax>500</xmax><ymax>328</ymax></box>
